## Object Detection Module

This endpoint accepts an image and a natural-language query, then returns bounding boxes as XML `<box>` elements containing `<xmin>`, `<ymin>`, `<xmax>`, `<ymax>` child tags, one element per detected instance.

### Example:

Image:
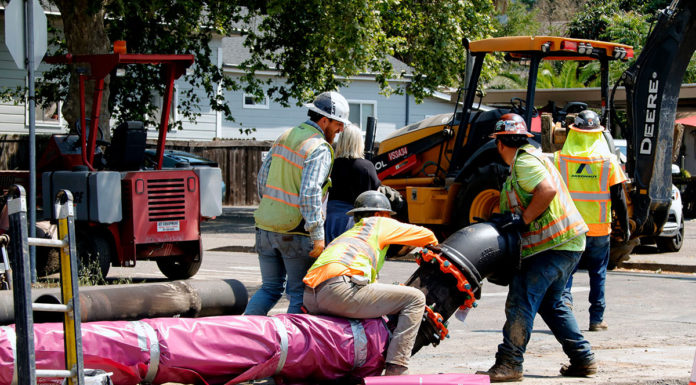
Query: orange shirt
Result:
<box><xmin>303</xmin><ymin>217</ymin><xmax>437</xmax><ymax>287</ymax></box>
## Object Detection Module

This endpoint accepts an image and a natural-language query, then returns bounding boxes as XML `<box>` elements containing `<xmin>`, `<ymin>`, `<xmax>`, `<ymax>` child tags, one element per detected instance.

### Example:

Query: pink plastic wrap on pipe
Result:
<box><xmin>365</xmin><ymin>373</ymin><xmax>490</xmax><ymax>384</ymax></box>
<box><xmin>0</xmin><ymin>314</ymin><xmax>389</xmax><ymax>385</ymax></box>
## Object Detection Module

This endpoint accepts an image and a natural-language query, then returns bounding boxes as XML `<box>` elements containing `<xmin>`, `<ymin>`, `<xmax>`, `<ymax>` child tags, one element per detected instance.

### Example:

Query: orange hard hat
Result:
<box><xmin>489</xmin><ymin>113</ymin><xmax>533</xmax><ymax>138</ymax></box>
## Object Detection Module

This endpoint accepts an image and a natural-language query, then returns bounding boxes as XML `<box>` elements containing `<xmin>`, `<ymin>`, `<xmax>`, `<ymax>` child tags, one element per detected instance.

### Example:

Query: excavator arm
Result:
<box><xmin>619</xmin><ymin>0</ymin><xmax>696</xmax><ymax>236</ymax></box>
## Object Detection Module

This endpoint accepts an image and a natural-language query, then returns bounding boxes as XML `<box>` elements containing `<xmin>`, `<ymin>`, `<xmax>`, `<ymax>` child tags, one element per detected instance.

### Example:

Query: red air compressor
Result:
<box><xmin>40</xmin><ymin>53</ymin><xmax>222</xmax><ymax>280</ymax></box>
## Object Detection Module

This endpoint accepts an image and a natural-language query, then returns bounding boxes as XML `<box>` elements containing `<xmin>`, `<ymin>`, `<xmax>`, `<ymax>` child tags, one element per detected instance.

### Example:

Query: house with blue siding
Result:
<box><xmin>0</xmin><ymin>15</ymin><xmax>456</xmax><ymax>143</ymax></box>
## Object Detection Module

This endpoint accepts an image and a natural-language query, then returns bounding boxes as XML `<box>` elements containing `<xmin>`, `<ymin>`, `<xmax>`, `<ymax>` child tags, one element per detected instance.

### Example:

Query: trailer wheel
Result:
<box><xmin>76</xmin><ymin>231</ymin><xmax>112</xmax><ymax>280</ymax></box>
<box><xmin>453</xmin><ymin>163</ymin><xmax>507</xmax><ymax>231</ymax></box>
<box><xmin>157</xmin><ymin>255</ymin><xmax>201</xmax><ymax>280</ymax></box>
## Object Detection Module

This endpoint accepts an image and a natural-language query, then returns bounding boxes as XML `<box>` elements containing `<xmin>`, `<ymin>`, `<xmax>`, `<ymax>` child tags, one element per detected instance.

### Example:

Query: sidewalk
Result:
<box><xmin>202</xmin><ymin>207</ymin><xmax>696</xmax><ymax>274</ymax></box>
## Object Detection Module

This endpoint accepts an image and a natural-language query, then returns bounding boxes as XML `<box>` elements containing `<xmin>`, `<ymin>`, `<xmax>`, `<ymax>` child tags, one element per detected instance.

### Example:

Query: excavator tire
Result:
<box><xmin>157</xmin><ymin>255</ymin><xmax>202</xmax><ymax>280</ymax></box>
<box><xmin>76</xmin><ymin>230</ymin><xmax>112</xmax><ymax>280</ymax></box>
<box><xmin>453</xmin><ymin>163</ymin><xmax>508</xmax><ymax>231</ymax></box>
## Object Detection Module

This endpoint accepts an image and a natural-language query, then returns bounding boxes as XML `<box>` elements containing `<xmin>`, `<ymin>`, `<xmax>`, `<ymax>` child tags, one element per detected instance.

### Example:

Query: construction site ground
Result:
<box><xmin>104</xmin><ymin>207</ymin><xmax>696</xmax><ymax>385</ymax></box>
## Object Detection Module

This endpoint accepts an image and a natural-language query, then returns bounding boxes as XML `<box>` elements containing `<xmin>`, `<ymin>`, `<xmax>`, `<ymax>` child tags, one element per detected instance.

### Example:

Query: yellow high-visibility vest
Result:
<box><xmin>554</xmin><ymin>127</ymin><xmax>626</xmax><ymax>236</ymax></box>
<box><xmin>500</xmin><ymin>144</ymin><xmax>588</xmax><ymax>258</ymax></box>
<box><xmin>307</xmin><ymin>216</ymin><xmax>387</xmax><ymax>283</ymax></box>
<box><xmin>254</xmin><ymin>123</ymin><xmax>333</xmax><ymax>234</ymax></box>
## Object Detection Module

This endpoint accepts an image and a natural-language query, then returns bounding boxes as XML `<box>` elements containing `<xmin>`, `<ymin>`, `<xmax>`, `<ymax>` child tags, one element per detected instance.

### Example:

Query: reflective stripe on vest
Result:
<box><xmin>262</xmin><ymin>185</ymin><xmax>300</xmax><ymax>207</ymax></box>
<box><xmin>505</xmin><ymin>188</ymin><xmax>525</xmax><ymax>215</ymax></box>
<box><xmin>502</xmin><ymin>145</ymin><xmax>587</xmax><ymax>257</ymax></box>
<box><xmin>336</xmin><ymin>237</ymin><xmax>378</xmax><ymax>267</ymax></box>
<box><xmin>307</xmin><ymin>217</ymin><xmax>385</xmax><ymax>282</ymax></box>
<box><xmin>255</xmin><ymin>123</ymin><xmax>334</xmax><ymax>234</ymax></box>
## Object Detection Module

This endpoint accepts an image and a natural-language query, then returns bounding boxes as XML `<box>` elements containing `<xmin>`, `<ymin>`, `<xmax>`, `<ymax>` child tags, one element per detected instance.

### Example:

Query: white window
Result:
<box><xmin>150</xmin><ymin>86</ymin><xmax>178</xmax><ymax>127</ymax></box>
<box><xmin>348</xmin><ymin>100</ymin><xmax>376</xmax><ymax>131</ymax></box>
<box><xmin>243</xmin><ymin>93</ymin><xmax>269</xmax><ymax>109</ymax></box>
<box><xmin>34</xmin><ymin>100</ymin><xmax>61</xmax><ymax>126</ymax></box>
<box><xmin>30</xmin><ymin>81</ymin><xmax>61</xmax><ymax>127</ymax></box>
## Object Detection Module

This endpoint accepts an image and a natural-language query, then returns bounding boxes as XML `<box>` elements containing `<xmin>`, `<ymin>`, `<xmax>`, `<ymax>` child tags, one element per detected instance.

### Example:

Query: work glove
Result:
<box><xmin>423</xmin><ymin>243</ymin><xmax>440</xmax><ymax>253</ymax></box>
<box><xmin>309</xmin><ymin>239</ymin><xmax>325</xmax><ymax>258</ymax></box>
<box><xmin>378</xmin><ymin>185</ymin><xmax>405</xmax><ymax>213</ymax></box>
<box><xmin>494</xmin><ymin>212</ymin><xmax>527</xmax><ymax>233</ymax></box>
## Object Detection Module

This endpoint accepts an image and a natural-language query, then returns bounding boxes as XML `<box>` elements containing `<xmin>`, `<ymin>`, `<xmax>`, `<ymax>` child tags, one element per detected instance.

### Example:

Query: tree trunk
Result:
<box><xmin>52</xmin><ymin>0</ymin><xmax>112</xmax><ymax>140</ymax></box>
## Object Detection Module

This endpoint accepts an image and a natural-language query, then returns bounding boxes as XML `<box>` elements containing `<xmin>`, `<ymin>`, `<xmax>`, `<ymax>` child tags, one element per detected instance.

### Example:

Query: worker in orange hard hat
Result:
<box><xmin>478</xmin><ymin>113</ymin><xmax>595</xmax><ymax>382</ymax></box>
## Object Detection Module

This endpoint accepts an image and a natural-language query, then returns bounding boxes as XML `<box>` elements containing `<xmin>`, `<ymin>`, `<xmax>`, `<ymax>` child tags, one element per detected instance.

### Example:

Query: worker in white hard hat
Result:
<box><xmin>246</xmin><ymin>91</ymin><xmax>351</xmax><ymax>315</ymax></box>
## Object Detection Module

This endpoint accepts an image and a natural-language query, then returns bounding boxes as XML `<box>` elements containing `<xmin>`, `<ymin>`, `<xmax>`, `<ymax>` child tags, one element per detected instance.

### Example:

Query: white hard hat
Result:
<box><xmin>304</xmin><ymin>91</ymin><xmax>351</xmax><ymax>125</ymax></box>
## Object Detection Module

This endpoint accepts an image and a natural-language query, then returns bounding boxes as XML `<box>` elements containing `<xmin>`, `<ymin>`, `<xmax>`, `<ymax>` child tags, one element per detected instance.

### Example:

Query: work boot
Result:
<box><xmin>560</xmin><ymin>358</ymin><xmax>598</xmax><ymax>377</ymax></box>
<box><xmin>475</xmin><ymin>361</ymin><xmax>523</xmax><ymax>382</ymax></box>
<box><xmin>383</xmin><ymin>363</ymin><xmax>409</xmax><ymax>376</ymax></box>
<box><xmin>589</xmin><ymin>320</ymin><xmax>608</xmax><ymax>331</ymax></box>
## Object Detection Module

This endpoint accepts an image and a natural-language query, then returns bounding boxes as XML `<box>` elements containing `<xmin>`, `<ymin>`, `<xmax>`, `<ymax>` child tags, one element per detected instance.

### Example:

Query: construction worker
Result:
<box><xmin>477</xmin><ymin>113</ymin><xmax>596</xmax><ymax>382</ymax></box>
<box><xmin>303</xmin><ymin>190</ymin><xmax>438</xmax><ymax>376</ymax></box>
<box><xmin>554</xmin><ymin>110</ymin><xmax>629</xmax><ymax>331</ymax></box>
<box><xmin>245</xmin><ymin>91</ymin><xmax>350</xmax><ymax>316</ymax></box>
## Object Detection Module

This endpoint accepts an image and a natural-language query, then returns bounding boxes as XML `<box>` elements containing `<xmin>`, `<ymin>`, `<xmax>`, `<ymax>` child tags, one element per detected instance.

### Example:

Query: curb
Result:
<box><xmin>619</xmin><ymin>262</ymin><xmax>696</xmax><ymax>274</ymax></box>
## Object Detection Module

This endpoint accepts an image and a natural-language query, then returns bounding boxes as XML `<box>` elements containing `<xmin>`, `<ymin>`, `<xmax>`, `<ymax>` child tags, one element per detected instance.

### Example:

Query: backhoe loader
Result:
<box><xmin>370</xmin><ymin>0</ymin><xmax>696</xmax><ymax>268</ymax></box>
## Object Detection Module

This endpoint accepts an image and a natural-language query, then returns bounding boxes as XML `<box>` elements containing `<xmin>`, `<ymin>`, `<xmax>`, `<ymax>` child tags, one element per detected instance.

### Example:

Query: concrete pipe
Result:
<box><xmin>0</xmin><ymin>279</ymin><xmax>248</xmax><ymax>324</ymax></box>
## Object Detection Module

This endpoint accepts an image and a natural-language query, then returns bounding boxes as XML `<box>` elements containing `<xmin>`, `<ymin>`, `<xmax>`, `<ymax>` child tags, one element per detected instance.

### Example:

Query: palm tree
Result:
<box><xmin>536</xmin><ymin>60</ymin><xmax>600</xmax><ymax>89</ymax></box>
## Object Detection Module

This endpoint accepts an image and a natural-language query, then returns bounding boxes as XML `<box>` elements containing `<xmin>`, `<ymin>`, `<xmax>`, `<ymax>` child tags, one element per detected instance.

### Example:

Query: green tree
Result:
<box><xmin>569</xmin><ymin>1</ymin><xmax>695</xmax><ymax>83</ymax></box>
<box><xmin>4</xmin><ymin>0</ymin><xmax>498</xmax><ymax>137</ymax></box>
<box><xmin>493</xmin><ymin>0</ymin><xmax>540</xmax><ymax>37</ymax></box>
<box><xmin>567</xmin><ymin>0</ymin><xmax>621</xmax><ymax>40</ymax></box>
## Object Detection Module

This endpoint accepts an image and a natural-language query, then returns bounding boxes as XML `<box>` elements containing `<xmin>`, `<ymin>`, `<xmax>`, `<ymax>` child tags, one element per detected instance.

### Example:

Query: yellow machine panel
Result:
<box><xmin>405</xmin><ymin>185</ymin><xmax>460</xmax><ymax>225</ymax></box>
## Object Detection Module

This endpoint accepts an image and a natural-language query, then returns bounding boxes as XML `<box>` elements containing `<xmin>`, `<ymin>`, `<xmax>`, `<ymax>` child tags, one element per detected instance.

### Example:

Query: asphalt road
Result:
<box><xmin>102</xmin><ymin>218</ymin><xmax>696</xmax><ymax>385</ymax></box>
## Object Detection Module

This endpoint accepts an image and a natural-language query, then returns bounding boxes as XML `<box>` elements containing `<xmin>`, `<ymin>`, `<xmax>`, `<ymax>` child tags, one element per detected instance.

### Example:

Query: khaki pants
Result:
<box><xmin>304</xmin><ymin>276</ymin><xmax>425</xmax><ymax>367</ymax></box>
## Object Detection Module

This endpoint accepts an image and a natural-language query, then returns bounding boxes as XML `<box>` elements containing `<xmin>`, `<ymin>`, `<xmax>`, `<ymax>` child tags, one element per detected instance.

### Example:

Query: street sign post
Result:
<box><xmin>4</xmin><ymin>0</ymin><xmax>49</xmax><ymax>282</ymax></box>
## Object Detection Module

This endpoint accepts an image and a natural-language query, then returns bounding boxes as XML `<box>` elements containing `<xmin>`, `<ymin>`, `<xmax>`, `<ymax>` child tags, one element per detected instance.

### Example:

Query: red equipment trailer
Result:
<box><xmin>40</xmin><ymin>53</ymin><xmax>222</xmax><ymax>279</ymax></box>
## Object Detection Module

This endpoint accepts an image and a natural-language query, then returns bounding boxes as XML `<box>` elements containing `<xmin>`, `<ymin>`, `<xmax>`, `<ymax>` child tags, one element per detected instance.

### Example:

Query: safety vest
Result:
<box><xmin>307</xmin><ymin>217</ymin><xmax>387</xmax><ymax>283</ymax></box>
<box><xmin>500</xmin><ymin>144</ymin><xmax>588</xmax><ymax>258</ymax></box>
<box><xmin>254</xmin><ymin>123</ymin><xmax>334</xmax><ymax>234</ymax></box>
<box><xmin>554</xmin><ymin>128</ymin><xmax>624</xmax><ymax>236</ymax></box>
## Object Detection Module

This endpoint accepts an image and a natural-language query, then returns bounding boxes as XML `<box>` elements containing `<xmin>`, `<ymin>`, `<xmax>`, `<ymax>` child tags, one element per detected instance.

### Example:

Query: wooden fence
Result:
<box><xmin>0</xmin><ymin>134</ymin><xmax>271</xmax><ymax>206</ymax></box>
<box><xmin>153</xmin><ymin>139</ymin><xmax>271</xmax><ymax>206</ymax></box>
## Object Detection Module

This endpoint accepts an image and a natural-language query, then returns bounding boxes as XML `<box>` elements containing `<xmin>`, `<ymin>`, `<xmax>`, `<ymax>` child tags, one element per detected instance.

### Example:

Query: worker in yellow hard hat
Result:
<box><xmin>554</xmin><ymin>110</ymin><xmax>629</xmax><ymax>332</ymax></box>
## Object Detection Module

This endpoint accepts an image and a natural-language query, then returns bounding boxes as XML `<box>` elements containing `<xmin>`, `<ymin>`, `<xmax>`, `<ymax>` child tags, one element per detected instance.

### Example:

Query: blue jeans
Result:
<box><xmin>562</xmin><ymin>235</ymin><xmax>610</xmax><ymax>324</ymax></box>
<box><xmin>244</xmin><ymin>229</ymin><xmax>314</xmax><ymax>315</ymax></box>
<box><xmin>496</xmin><ymin>249</ymin><xmax>594</xmax><ymax>369</ymax></box>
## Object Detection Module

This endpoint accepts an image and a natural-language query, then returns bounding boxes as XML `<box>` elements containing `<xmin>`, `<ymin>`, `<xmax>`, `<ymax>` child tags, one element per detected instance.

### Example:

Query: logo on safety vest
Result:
<box><xmin>574</xmin><ymin>163</ymin><xmax>596</xmax><ymax>178</ymax></box>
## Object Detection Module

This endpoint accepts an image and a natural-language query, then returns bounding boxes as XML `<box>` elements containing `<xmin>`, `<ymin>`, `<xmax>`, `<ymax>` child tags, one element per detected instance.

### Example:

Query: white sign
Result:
<box><xmin>4</xmin><ymin>0</ymin><xmax>47</xmax><ymax>70</ymax></box>
<box><xmin>157</xmin><ymin>220</ymin><xmax>180</xmax><ymax>232</ymax></box>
